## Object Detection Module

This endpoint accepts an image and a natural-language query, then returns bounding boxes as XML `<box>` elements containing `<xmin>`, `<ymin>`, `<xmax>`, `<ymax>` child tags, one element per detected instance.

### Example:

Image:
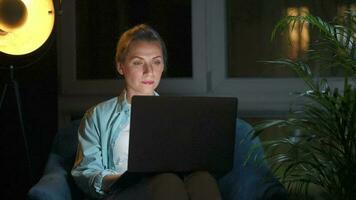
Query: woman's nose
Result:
<box><xmin>143</xmin><ymin>63</ymin><xmax>153</xmax><ymax>74</ymax></box>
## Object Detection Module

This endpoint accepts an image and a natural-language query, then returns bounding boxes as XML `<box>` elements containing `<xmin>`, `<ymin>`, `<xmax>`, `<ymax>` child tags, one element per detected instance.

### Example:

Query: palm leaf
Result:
<box><xmin>253</xmin><ymin>11</ymin><xmax>356</xmax><ymax>199</ymax></box>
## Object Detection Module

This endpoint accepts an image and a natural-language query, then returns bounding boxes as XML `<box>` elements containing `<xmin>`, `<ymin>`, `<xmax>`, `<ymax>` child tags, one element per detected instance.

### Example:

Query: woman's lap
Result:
<box><xmin>103</xmin><ymin>171</ymin><xmax>221</xmax><ymax>200</ymax></box>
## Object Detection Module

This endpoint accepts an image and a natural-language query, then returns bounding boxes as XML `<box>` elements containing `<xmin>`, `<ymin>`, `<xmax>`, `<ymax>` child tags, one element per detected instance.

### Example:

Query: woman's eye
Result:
<box><xmin>132</xmin><ymin>61</ymin><xmax>143</xmax><ymax>66</ymax></box>
<box><xmin>153</xmin><ymin>60</ymin><xmax>161</xmax><ymax>65</ymax></box>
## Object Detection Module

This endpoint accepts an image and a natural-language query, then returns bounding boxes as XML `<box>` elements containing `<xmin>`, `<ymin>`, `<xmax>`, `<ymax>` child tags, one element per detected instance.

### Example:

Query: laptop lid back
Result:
<box><xmin>128</xmin><ymin>96</ymin><xmax>237</xmax><ymax>173</ymax></box>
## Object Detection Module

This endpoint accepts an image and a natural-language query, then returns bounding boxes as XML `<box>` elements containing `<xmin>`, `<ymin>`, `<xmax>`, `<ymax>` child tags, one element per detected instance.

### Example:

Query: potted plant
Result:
<box><xmin>251</xmin><ymin>11</ymin><xmax>356</xmax><ymax>200</ymax></box>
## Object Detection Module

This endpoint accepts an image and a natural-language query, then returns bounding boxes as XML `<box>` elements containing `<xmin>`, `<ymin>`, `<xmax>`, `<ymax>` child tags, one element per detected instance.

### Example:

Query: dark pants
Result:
<box><xmin>104</xmin><ymin>171</ymin><xmax>221</xmax><ymax>200</ymax></box>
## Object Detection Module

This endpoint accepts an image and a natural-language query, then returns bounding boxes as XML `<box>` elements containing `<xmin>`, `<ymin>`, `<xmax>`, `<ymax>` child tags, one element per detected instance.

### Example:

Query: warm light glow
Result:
<box><xmin>0</xmin><ymin>0</ymin><xmax>55</xmax><ymax>55</ymax></box>
<box><xmin>337</xmin><ymin>4</ymin><xmax>356</xmax><ymax>16</ymax></box>
<box><xmin>287</xmin><ymin>7</ymin><xmax>309</xmax><ymax>59</ymax></box>
<box><xmin>338</xmin><ymin>3</ymin><xmax>356</xmax><ymax>36</ymax></box>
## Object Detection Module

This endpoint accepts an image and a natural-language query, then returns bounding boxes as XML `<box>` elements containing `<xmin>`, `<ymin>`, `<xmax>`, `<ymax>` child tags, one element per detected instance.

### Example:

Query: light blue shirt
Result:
<box><xmin>71</xmin><ymin>91</ymin><xmax>157</xmax><ymax>198</ymax></box>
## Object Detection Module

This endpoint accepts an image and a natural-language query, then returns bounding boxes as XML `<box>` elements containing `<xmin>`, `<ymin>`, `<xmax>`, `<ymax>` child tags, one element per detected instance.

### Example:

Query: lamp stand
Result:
<box><xmin>0</xmin><ymin>65</ymin><xmax>33</xmax><ymax>182</ymax></box>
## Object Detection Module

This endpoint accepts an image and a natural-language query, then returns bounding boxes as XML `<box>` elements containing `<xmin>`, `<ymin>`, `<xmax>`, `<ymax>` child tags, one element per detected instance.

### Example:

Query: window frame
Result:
<box><xmin>58</xmin><ymin>0</ymin><xmax>344</xmax><ymax>118</ymax></box>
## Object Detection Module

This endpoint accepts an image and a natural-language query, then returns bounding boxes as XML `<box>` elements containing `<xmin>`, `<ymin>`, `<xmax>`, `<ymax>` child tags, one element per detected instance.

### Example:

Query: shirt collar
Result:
<box><xmin>115</xmin><ymin>90</ymin><xmax>159</xmax><ymax>113</ymax></box>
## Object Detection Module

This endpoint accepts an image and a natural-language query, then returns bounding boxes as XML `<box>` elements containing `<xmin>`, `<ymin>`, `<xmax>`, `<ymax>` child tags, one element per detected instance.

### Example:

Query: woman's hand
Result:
<box><xmin>102</xmin><ymin>174</ymin><xmax>121</xmax><ymax>193</ymax></box>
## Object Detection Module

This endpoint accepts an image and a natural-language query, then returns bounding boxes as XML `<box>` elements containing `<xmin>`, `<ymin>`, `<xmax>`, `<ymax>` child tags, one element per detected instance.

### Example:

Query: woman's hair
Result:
<box><xmin>115</xmin><ymin>24</ymin><xmax>167</xmax><ymax>67</ymax></box>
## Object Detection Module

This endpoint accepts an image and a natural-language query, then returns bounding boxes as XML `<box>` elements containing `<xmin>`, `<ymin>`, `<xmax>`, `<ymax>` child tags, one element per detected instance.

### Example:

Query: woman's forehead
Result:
<box><xmin>127</xmin><ymin>41</ymin><xmax>163</xmax><ymax>56</ymax></box>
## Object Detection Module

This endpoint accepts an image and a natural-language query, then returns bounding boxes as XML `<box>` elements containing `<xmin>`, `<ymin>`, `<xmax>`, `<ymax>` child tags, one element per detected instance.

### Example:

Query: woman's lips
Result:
<box><xmin>142</xmin><ymin>80</ymin><xmax>154</xmax><ymax>85</ymax></box>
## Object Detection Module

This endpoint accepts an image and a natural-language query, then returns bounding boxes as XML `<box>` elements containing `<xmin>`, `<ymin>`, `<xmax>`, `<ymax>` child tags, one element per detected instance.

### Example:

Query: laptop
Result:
<box><xmin>110</xmin><ymin>95</ymin><xmax>237</xmax><ymax>191</ymax></box>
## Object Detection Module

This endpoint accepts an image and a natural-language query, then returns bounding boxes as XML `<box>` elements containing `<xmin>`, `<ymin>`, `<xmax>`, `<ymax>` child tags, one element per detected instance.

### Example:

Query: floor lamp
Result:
<box><xmin>0</xmin><ymin>0</ymin><xmax>55</xmax><ymax>182</ymax></box>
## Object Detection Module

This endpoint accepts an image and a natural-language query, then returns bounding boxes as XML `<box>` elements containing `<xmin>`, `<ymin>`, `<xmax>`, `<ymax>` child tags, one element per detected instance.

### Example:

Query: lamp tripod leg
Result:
<box><xmin>0</xmin><ymin>66</ymin><xmax>33</xmax><ymax>183</ymax></box>
<box><xmin>13</xmin><ymin>79</ymin><xmax>33</xmax><ymax>183</ymax></box>
<box><xmin>0</xmin><ymin>83</ymin><xmax>8</xmax><ymax>109</ymax></box>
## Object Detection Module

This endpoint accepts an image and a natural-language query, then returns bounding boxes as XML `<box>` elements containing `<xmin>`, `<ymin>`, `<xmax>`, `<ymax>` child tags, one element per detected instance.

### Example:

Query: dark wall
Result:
<box><xmin>0</xmin><ymin>30</ymin><xmax>58</xmax><ymax>199</ymax></box>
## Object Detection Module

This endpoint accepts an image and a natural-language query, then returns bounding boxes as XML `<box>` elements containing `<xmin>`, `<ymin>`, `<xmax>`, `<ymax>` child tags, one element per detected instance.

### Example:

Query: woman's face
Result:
<box><xmin>117</xmin><ymin>41</ymin><xmax>164</xmax><ymax>102</ymax></box>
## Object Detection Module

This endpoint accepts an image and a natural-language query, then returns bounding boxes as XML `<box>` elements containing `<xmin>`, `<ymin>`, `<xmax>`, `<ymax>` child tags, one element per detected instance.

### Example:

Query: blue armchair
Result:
<box><xmin>28</xmin><ymin>119</ymin><xmax>287</xmax><ymax>200</ymax></box>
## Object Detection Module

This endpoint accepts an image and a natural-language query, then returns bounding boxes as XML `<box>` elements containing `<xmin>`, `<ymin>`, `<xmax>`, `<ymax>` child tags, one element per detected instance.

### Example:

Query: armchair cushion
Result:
<box><xmin>50</xmin><ymin>120</ymin><xmax>81</xmax><ymax>172</ymax></box>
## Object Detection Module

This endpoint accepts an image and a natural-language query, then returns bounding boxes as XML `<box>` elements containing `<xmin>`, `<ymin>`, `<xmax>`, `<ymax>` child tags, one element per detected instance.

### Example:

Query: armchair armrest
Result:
<box><xmin>28</xmin><ymin>173</ymin><xmax>71</xmax><ymax>200</ymax></box>
<box><xmin>28</xmin><ymin>120</ymin><xmax>82</xmax><ymax>200</ymax></box>
<box><xmin>28</xmin><ymin>154</ymin><xmax>72</xmax><ymax>200</ymax></box>
<box><xmin>218</xmin><ymin>119</ymin><xmax>287</xmax><ymax>200</ymax></box>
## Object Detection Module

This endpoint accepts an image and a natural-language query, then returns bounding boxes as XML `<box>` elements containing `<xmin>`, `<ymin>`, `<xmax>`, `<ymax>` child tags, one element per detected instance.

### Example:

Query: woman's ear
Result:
<box><xmin>116</xmin><ymin>62</ymin><xmax>124</xmax><ymax>75</ymax></box>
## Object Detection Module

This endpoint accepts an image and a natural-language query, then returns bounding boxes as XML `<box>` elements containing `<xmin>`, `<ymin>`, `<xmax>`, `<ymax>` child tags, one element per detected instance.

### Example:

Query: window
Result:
<box><xmin>59</xmin><ymin>0</ymin><xmax>206</xmax><ymax>95</ymax></box>
<box><xmin>75</xmin><ymin>0</ymin><xmax>192</xmax><ymax>80</ymax></box>
<box><xmin>208</xmin><ymin>0</ymin><xmax>346</xmax><ymax>116</ymax></box>
<box><xmin>226</xmin><ymin>0</ymin><xmax>343</xmax><ymax>78</ymax></box>
<box><xmin>59</xmin><ymin>0</ymin><xmax>350</xmax><ymax>118</ymax></box>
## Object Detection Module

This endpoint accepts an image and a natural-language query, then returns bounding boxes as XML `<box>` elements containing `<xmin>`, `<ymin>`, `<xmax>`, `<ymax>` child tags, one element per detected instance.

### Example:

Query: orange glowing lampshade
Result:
<box><xmin>0</xmin><ymin>0</ymin><xmax>55</xmax><ymax>55</ymax></box>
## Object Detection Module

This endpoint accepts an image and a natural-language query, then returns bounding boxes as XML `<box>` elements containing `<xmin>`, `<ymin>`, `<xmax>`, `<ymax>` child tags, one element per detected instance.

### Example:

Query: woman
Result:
<box><xmin>71</xmin><ymin>24</ymin><xmax>221</xmax><ymax>200</ymax></box>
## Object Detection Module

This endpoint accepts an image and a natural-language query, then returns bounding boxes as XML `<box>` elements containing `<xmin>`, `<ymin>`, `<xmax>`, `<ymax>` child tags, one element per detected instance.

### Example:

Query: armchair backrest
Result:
<box><xmin>51</xmin><ymin>120</ymin><xmax>81</xmax><ymax>171</ymax></box>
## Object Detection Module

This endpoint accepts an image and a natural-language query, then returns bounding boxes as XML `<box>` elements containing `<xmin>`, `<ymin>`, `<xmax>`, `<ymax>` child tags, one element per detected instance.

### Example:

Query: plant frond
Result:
<box><xmin>253</xmin><ymin>11</ymin><xmax>356</xmax><ymax>199</ymax></box>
